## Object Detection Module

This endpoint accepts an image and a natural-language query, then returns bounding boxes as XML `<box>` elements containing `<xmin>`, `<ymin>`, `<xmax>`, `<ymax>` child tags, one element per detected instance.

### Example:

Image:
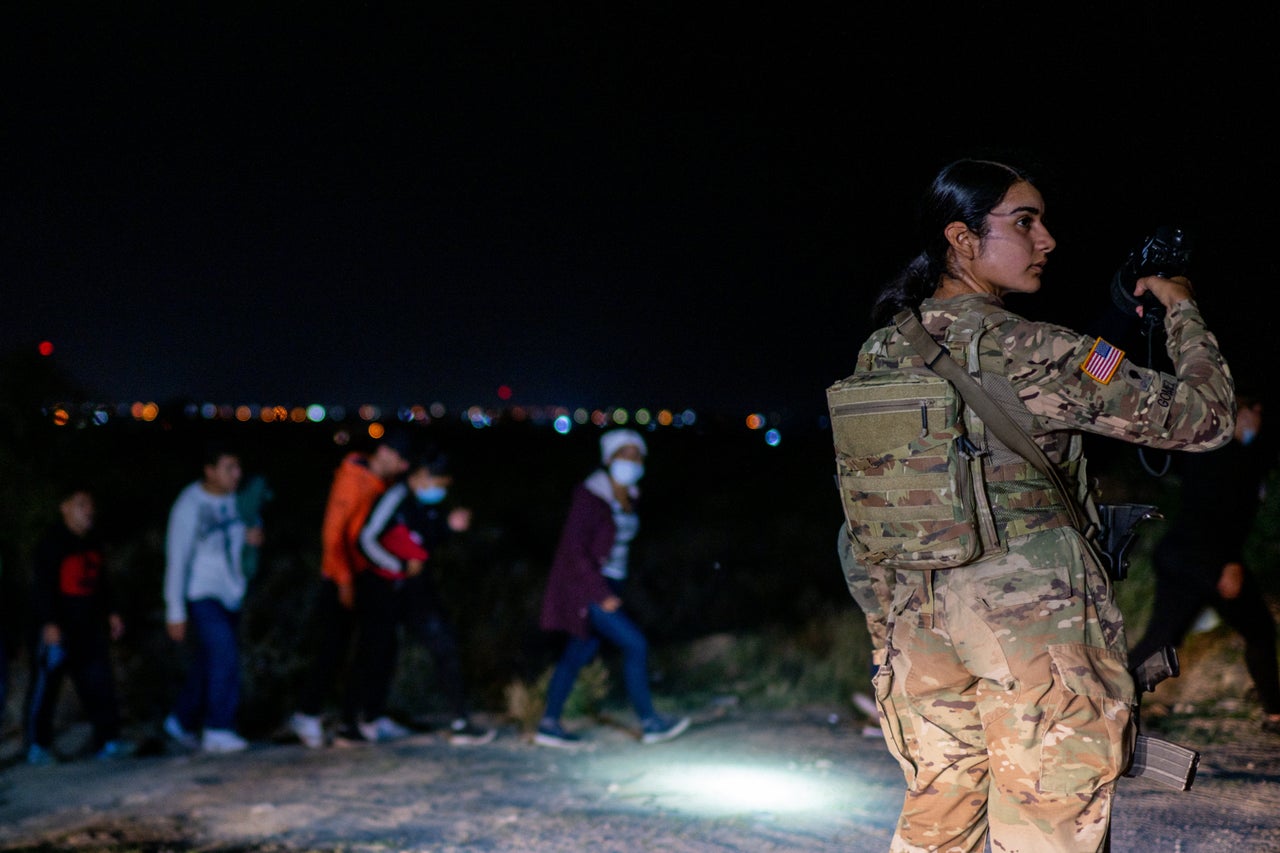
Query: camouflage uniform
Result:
<box><xmin>842</xmin><ymin>292</ymin><xmax>1234</xmax><ymax>852</ymax></box>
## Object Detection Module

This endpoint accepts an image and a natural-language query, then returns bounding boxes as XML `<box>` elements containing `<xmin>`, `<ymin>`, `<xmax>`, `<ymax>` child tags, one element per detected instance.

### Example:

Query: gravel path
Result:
<box><xmin>1</xmin><ymin>707</ymin><xmax>1278</xmax><ymax>852</ymax></box>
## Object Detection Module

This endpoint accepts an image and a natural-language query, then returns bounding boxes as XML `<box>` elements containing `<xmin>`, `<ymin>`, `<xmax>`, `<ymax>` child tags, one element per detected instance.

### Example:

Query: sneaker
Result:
<box><xmin>95</xmin><ymin>739</ymin><xmax>132</xmax><ymax>760</ymax></box>
<box><xmin>448</xmin><ymin>718</ymin><xmax>496</xmax><ymax>746</ymax></box>
<box><xmin>852</xmin><ymin>692</ymin><xmax>879</xmax><ymax>719</ymax></box>
<box><xmin>26</xmin><ymin>744</ymin><xmax>56</xmax><ymax>766</ymax></box>
<box><xmin>640</xmin><ymin>714</ymin><xmax>691</xmax><ymax>745</ymax></box>
<box><xmin>202</xmin><ymin>728</ymin><xmax>248</xmax><ymax>753</ymax></box>
<box><xmin>533</xmin><ymin>719</ymin><xmax>582</xmax><ymax>748</ymax></box>
<box><xmin>358</xmin><ymin>716</ymin><xmax>411</xmax><ymax>743</ymax></box>
<box><xmin>289</xmin><ymin>712</ymin><xmax>325</xmax><ymax>749</ymax></box>
<box><xmin>164</xmin><ymin>714</ymin><xmax>200</xmax><ymax>751</ymax></box>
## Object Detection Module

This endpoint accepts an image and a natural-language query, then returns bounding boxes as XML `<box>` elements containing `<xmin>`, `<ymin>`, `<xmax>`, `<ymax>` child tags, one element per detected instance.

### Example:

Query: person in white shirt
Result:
<box><xmin>162</xmin><ymin>441</ymin><xmax>262</xmax><ymax>754</ymax></box>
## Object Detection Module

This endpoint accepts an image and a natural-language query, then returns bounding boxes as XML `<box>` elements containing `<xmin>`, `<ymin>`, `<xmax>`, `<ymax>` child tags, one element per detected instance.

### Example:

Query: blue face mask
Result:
<box><xmin>414</xmin><ymin>485</ymin><xmax>448</xmax><ymax>505</ymax></box>
<box><xmin>1241</xmin><ymin>428</ymin><xmax>1258</xmax><ymax>446</ymax></box>
<box><xmin>609</xmin><ymin>458</ymin><xmax>645</xmax><ymax>487</ymax></box>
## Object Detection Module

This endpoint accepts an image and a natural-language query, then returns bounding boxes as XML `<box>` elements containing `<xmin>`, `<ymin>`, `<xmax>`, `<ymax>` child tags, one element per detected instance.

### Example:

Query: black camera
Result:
<box><xmin>1109</xmin><ymin>225</ymin><xmax>1192</xmax><ymax>328</ymax></box>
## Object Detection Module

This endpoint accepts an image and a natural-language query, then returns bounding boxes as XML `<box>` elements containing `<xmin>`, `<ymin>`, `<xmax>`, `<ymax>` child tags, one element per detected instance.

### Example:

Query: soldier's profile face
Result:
<box><xmin>972</xmin><ymin>180</ymin><xmax>1056</xmax><ymax>298</ymax></box>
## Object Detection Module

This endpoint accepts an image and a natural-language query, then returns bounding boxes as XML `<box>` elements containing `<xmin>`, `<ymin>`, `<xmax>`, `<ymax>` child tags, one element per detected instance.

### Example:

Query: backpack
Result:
<box><xmin>827</xmin><ymin>354</ymin><xmax>988</xmax><ymax>570</ymax></box>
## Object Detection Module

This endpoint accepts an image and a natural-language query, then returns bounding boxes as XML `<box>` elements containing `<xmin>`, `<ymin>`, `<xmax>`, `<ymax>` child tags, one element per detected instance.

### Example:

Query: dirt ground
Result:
<box><xmin>2</xmin><ymin>699</ymin><xmax>1280</xmax><ymax>853</ymax></box>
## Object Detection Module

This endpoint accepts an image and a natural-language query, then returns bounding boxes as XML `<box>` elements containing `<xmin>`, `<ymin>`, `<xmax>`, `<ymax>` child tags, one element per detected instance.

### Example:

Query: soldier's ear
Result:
<box><xmin>944</xmin><ymin>221</ymin><xmax>977</xmax><ymax>259</ymax></box>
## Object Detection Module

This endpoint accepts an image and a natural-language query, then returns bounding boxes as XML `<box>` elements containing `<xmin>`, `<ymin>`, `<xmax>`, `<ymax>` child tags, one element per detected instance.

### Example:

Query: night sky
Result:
<box><xmin>3</xmin><ymin>6</ymin><xmax>1276</xmax><ymax>420</ymax></box>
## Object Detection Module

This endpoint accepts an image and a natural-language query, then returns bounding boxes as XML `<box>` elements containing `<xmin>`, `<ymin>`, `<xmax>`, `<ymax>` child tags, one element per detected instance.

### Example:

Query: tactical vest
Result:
<box><xmin>830</xmin><ymin>301</ymin><xmax>1086</xmax><ymax>570</ymax></box>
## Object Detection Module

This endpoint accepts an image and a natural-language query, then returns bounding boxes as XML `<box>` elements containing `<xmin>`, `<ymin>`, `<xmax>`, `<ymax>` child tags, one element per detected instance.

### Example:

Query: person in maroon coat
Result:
<box><xmin>535</xmin><ymin>429</ymin><xmax>689</xmax><ymax>747</ymax></box>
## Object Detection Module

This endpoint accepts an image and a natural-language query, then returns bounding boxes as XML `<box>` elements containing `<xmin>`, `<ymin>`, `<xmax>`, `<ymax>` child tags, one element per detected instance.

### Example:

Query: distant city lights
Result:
<box><xmin>41</xmin><ymin>392</ymin><xmax>803</xmax><ymax>440</ymax></box>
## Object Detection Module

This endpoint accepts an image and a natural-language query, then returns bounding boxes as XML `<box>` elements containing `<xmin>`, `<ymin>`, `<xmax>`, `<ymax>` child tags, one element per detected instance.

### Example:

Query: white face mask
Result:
<box><xmin>608</xmin><ymin>458</ymin><xmax>645</xmax><ymax>487</ymax></box>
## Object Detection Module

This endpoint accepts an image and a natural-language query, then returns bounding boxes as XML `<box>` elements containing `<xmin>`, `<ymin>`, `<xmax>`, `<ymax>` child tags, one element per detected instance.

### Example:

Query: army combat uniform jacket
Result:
<box><xmin>847</xmin><ymin>292</ymin><xmax>1233</xmax><ymax>852</ymax></box>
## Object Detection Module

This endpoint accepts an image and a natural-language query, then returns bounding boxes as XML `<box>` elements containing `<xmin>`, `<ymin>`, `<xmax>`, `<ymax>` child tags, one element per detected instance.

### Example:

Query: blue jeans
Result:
<box><xmin>544</xmin><ymin>602</ymin><xmax>655</xmax><ymax>723</ymax></box>
<box><xmin>172</xmin><ymin>598</ymin><xmax>241</xmax><ymax>731</ymax></box>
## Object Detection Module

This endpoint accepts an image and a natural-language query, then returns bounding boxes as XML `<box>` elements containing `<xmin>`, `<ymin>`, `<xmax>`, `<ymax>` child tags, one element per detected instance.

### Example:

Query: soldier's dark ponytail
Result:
<box><xmin>871</xmin><ymin>159</ymin><xmax>1033</xmax><ymax>327</ymax></box>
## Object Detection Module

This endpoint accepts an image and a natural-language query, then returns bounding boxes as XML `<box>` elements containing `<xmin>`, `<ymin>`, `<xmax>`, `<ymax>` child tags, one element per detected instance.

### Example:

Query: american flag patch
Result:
<box><xmin>1082</xmin><ymin>338</ymin><xmax>1124</xmax><ymax>384</ymax></box>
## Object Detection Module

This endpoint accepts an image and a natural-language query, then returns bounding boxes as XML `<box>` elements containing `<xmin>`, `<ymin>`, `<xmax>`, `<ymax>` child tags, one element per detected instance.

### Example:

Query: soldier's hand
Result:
<box><xmin>1135</xmin><ymin>274</ymin><xmax>1194</xmax><ymax>314</ymax></box>
<box><xmin>167</xmin><ymin>621</ymin><xmax>186</xmax><ymax>643</ymax></box>
<box><xmin>337</xmin><ymin>580</ymin><xmax>356</xmax><ymax>610</ymax></box>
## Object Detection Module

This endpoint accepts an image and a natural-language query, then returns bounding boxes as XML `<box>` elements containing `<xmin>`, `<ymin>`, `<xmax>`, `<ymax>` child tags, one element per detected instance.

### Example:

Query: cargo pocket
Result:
<box><xmin>872</xmin><ymin>661</ymin><xmax>918</xmax><ymax>787</ymax></box>
<box><xmin>1039</xmin><ymin>642</ymin><xmax>1136</xmax><ymax>794</ymax></box>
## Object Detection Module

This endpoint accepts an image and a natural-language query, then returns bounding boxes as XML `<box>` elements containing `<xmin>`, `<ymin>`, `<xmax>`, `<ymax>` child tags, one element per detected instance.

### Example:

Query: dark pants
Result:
<box><xmin>354</xmin><ymin>572</ymin><xmax>401</xmax><ymax>721</ymax></box>
<box><xmin>1129</xmin><ymin>548</ymin><xmax>1280</xmax><ymax>714</ymax></box>
<box><xmin>172</xmin><ymin>598</ymin><xmax>242</xmax><ymax>731</ymax></box>
<box><xmin>24</xmin><ymin>622</ymin><xmax>121</xmax><ymax>752</ymax></box>
<box><xmin>0</xmin><ymin>631</ymin><xmax>8</xmax><ymax>729</ymax></box>
<box><xmin>297</xmin><ymin>578</ymin><xmax>360</xmax><ymax>725</ymax></box>
<box><xmin>354</xmin><ymin>571</ymin><xmax>470</xmax><ymax>721</ymax></box>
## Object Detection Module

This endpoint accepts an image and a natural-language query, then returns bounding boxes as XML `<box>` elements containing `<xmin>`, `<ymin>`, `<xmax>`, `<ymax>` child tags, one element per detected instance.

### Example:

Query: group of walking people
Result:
<box><xmin>11</xmin><ymin>424</ymin><xmax>689</xmax><ymax>765</ymax></box>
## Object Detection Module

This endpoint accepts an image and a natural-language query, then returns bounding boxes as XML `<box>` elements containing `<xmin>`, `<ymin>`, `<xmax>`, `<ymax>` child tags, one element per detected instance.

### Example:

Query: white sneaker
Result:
<box><xmin>358</xmin><ymin>716</ymin><xmax>411</xmax><ymax>743</ymax></box>
<box><xmin>164</xmin><ymin>714</ymin><xmax>200</xmax><ymax>751</ymax></box>
<box><xmin>202</xmin><ymin>728</ymin><xmax>248</xmax><ymax>753</ymax></box>
<box><xmin>289</xmin><ymin>712</ymin><xmax>325</xmax><ymax>749</ymax></box>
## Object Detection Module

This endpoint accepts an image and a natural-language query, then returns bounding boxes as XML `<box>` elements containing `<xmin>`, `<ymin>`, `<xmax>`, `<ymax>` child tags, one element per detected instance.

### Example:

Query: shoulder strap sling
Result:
<box><xmin>893</xmin><ymin>309</ymin><xmax>1093</xmax><ymax>535</ymax></box>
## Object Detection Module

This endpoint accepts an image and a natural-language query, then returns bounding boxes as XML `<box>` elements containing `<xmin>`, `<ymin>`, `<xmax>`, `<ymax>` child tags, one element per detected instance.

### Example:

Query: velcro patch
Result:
<box><xmin>1082</xmin><ymin>338</ymin><xmax>1124</xmax><ymax>384</ymax></box>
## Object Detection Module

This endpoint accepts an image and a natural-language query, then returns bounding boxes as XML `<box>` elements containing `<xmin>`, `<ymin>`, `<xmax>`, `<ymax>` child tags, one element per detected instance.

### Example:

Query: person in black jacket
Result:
<box><xmin>1127</xmin><ymin>391</ymin><xmax>1280</xmax><ymax>733</ymax></box>
<box><xmin>22</xmin><ymin>485</ymin><xmax>129</xmax><ymax>764</ymax></box>
<box><xmin>355</xmin><ymin>444</ymin><xmax>494</xmax><ymax>745</ymax></box>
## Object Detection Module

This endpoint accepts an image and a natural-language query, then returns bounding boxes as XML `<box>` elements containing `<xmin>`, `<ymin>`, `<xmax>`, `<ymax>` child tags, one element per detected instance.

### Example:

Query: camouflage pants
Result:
<box><xmin>875</xmin><ymin>528</ymin><xmax>1136</xmax><ymax>852</ymax></box>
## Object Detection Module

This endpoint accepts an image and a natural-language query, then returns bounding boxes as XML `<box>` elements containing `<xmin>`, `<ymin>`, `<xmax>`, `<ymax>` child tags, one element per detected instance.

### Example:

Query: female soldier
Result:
<box><xmin>848</xmin><ymin>159</ymin><xmax>1235</xmax><ymax>851</ymax></box>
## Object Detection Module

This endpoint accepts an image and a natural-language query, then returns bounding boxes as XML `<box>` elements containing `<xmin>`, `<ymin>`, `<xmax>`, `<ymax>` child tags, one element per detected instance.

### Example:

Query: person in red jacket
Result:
<box><xmin>535</xmin><ymin>429</ymin><xmax>689</xmax><ymax>748</ymax></box>
<box><xmin>289</xmin><ymin>427</ymin><xmax>411</xmax><ymax>747</ymax></box>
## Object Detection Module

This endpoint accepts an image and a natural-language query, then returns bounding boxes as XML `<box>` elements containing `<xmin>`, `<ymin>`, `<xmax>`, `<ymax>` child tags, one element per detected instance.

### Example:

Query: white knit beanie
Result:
<box><xmin>600</xmin><ymin>429</ymin><xmax>647</xmax><ymax>464</ymax></box>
